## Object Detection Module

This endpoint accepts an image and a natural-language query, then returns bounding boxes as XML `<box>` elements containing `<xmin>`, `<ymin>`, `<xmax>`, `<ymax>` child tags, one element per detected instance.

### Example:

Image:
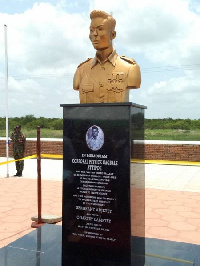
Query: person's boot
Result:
<box><xmin>18</xmin><ymin>171</ymin><xmax>22</xmax><ymax>177</ymax></box>
<box><xmin>14</xmin><ymin>172</ymin><xmax>19</xmax><ymax>176</ymax></box>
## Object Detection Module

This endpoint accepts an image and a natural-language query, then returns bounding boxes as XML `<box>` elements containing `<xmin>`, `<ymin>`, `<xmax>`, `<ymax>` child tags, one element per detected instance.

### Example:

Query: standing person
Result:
<box><xmin>73</xmin><ymin>10</ymin><xmax>141</xmax><ymax>103</ymax></box>
<box><xmin>10</xmin><ymin>125</ymin><xmax>26</xmax><ymax>177</ymax></box>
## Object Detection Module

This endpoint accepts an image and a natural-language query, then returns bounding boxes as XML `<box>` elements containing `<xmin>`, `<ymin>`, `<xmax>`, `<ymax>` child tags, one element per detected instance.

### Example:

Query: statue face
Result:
<box><xmin>89</xmin><ymin>17</ymin><xmax>113</xmax><ymax>50</ymax></box>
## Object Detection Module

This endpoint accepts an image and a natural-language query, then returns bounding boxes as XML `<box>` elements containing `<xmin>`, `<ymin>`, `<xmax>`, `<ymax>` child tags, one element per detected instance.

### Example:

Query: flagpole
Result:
<box><xmin>4</xmin><ymin>24</ymin><xmax>9</xmax><ymax>178</ymax></box>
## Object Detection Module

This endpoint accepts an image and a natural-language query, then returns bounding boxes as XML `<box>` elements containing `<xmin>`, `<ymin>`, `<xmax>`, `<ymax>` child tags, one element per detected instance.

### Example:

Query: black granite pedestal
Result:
<box><xmin>60</xmin><ymin>103</ymin><xmax>146</xmax><ymax>266</ymax></box>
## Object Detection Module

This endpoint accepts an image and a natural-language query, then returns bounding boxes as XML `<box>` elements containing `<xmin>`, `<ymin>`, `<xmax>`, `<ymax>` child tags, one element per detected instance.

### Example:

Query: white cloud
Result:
<box><xmin>90</xmin><ymin>0</ymin><xmax>200</xmax><ymax>65</ymax></box>
<box><xmin>3</xmin><ymin>3</ymin><xmax>91</xmax><ymax>70</ymax></box>
<box><xmin>89</xmin><ymin>0</ymin><xmax>200</xmax><ymax>119</ymax></box>
<box><xmin>133</xmin><ymin>71</ymin><xmax>200</xmax><ymax>118</ymax></box>
<box><xmin>0</xmin><ymin>2</ymin><xmax>90</xmax><ymax>117</ymax></box>
<box><xmin>0</xmin><ymin>0</ymin><xmax>200</xmax><ymax>119</ymax></box>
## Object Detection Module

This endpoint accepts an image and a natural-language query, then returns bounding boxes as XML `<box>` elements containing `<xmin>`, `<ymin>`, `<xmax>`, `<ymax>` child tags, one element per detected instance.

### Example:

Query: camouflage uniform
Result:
<box><xmin>10</xmin><ymin>126</ymin><xmax>26</xmax><ymax>176</ymax></box>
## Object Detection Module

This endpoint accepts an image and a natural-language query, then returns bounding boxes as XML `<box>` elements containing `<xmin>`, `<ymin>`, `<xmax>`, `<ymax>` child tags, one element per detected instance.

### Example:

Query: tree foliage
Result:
<box><xmin>0</xmin><ymin>115</ymin><xmax>63</xmax><ymax>130</ymax></box>
<box><xmin>0</xmin><ymin>115</ymin><xmax>200</xmax><ymax>131</ymax></box>
<box><xmin>145</xmin><ymin>118</ymin><xmax>200</xmax><ymax>130</ymax></box>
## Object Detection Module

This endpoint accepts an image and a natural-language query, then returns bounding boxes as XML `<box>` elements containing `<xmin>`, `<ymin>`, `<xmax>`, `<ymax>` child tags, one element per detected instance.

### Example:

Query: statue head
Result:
<box><xmin>89</xmin><ymin>10</ymin><xmax>116</xmax><ymax>51</ymax></box>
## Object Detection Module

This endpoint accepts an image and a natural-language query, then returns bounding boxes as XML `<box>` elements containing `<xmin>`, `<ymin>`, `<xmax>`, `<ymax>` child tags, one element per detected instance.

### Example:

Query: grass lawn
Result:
<box><xmin>0</xmin><ymin>128</ymin><xmax>63</xmax><ymax>139</ymax></box>
<box><xmin>145</xmin><ymin>129</ymin><xmax>200</xmax><ymax>141</ymax></box>
<box><xmin>1</xmin><ymin>128</ymin><xmax>200</xmax><ymax>141</ymax></box>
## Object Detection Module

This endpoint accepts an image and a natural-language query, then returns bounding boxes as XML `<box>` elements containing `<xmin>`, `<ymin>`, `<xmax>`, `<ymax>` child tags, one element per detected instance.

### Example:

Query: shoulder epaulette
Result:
<box><xmin>77</xmin><ymin>58</ymin><xmax>92</xmax><ymax>68</ymax></box>
<box><xmin>120</xmin><ymin>55</ymin><xmax>136</xmax><ymax>65</ymax></box>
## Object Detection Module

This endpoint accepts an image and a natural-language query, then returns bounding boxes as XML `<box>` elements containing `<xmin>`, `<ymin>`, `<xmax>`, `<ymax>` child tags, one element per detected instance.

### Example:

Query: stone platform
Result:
<box><xmin>1</xmin><ymin>224</ymin><xmax>200</xmax><ymax>265</ymax></box>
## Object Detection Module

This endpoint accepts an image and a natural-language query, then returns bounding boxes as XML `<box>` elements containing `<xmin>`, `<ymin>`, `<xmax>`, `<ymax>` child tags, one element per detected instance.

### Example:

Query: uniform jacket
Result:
<box><xmin>10</xmin><ymin>131</ymin><xmax>26</xmax><ymax>154</ymax></box>
<box><xmin>73</xmin><ymin>50</ymin><xmax>141</xmax><ymax>103</ymax></box>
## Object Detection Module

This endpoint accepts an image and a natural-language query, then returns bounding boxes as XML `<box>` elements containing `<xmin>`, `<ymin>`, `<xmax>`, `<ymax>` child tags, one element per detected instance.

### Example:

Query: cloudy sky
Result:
<box><xmin>0</xmin><ymin>0</ymin><xmax>200</xmax><ymax>119</ymax></box>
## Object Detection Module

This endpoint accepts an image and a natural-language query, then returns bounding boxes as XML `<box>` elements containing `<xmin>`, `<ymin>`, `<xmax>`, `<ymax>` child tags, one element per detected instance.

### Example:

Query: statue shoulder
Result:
<box><xmin>119</xmin><ymin>55</ymin><xmax>137</xmax><ymax>65</ymax></box>
<box><xmin>77</xmin><ymin>58</ymin><xmax>92</xmax><ymax>68</ymax></box>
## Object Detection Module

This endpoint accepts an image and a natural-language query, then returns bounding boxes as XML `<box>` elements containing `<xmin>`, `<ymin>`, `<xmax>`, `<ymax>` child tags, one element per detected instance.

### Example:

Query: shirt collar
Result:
<box><xmin>91</xmin><ymin>49</ymin><xmax>118</xmax><ymax>68</ymax></box>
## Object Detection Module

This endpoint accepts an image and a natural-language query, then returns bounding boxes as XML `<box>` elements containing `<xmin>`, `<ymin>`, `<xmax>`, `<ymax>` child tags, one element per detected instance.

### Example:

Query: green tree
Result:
<box><xmin>51</xmin><ymin>119</ymin><xmax>63</xmax><ymax>130</ymax></box>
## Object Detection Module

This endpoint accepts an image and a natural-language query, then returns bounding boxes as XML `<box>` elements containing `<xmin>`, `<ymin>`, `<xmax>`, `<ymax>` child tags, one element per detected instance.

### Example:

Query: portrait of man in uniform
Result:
<box><xmin>73</xmin><ymin>10</ymin><xmax>141</xmax><ymax>103</ymax></box>
<box><xmin>86</xmin><ymin>125</ymin><xmax>104</xmax><ymax>151</ymax></box>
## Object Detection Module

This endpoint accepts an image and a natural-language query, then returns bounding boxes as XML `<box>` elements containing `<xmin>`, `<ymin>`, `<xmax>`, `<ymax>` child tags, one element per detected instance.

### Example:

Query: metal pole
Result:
<box><xmin>37</xmin><ymin>126</ymin><xmax>42</xmax><ymax>224</ymax></box>
<box><xmin>4</xmin><ymin>24</ymin><xmax>9</xmax><ymax>178</ymax></box>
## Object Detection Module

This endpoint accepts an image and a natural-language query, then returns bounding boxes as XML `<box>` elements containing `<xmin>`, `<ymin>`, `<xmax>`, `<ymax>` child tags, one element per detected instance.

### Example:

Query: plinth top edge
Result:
<box><xmin>60</xmin><ymin>102</ymin><xmax>147</xmax><ymax>109</ymax></box>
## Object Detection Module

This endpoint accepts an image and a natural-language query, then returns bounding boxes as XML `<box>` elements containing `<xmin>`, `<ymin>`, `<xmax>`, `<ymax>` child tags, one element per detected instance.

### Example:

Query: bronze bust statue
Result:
<box><xmin>73</xmin><ymin>10</ymin><xmax>141</xmax><ymax>103</ymax></box>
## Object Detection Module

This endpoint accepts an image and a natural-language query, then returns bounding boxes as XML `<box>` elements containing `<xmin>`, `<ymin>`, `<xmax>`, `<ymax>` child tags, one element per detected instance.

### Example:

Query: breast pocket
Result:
<box><xmin>80</xmin><ymin>84</ymin><xmax>94</xmax><ymax>103</ymax></box>
<box><xmin>81</xmin><ymin>84</ymin><xmax>94</xmax><ymax>93</ymax></box>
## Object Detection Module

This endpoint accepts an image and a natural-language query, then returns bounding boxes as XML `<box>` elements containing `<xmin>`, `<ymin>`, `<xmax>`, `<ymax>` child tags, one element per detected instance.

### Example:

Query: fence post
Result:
<box><xmin>31</xmin><ymin>126</ymin><xmax>43</xmax><ymax>228</ymax></box>
<box><xmin>31</xmin><ymin>126</ymin><xmax>62</xmax><ymax>227</ymax></box>
<box><xmin>37</xmin><ymin>126</ymin><xmax>42</xmax><ymax>224</ymax></box>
